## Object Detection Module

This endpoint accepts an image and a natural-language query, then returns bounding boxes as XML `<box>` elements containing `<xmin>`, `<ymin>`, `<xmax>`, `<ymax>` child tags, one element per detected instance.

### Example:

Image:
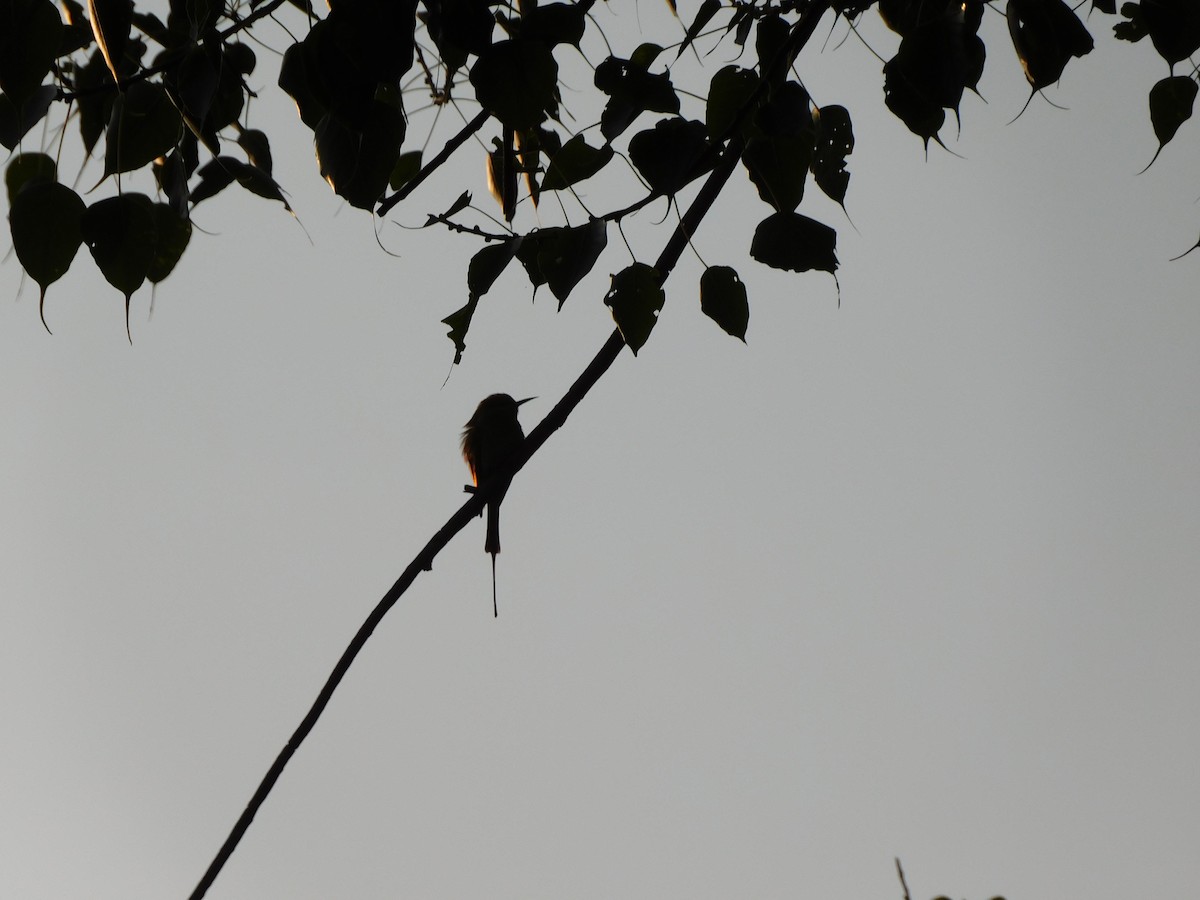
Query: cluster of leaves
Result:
<box><xmin>862</xmin><ymin>0</ymin><xmax>1198</xmax><ymax>154</ymax></box>
<box><xmin>0</xmin><ymin>0</ymin><xmax>286</xmax><ymax>336</ymax></box>
<box><xmin>1107</xmin><ymin>0</ymin><xmax>1200</xmax><ymax>167</ymax></box>
<box><xmin>0</xmin><ymin>0</ymin><xmax>1195</xmax><ymax>345</ymax></box>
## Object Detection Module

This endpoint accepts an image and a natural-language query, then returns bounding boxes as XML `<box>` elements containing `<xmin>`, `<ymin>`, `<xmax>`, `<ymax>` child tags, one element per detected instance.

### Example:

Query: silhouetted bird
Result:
<box><xmin>461</xmin><ymin>393</ymin><xmax>533</xmax><ymax>616</ymax></box>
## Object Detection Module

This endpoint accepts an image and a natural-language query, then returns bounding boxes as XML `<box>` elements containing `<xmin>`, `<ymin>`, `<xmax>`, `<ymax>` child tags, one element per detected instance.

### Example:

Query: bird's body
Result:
<box><xmin>461</xmin><ymin>393</ymin><xmax>532</xmax><ymax>615</ymax></box>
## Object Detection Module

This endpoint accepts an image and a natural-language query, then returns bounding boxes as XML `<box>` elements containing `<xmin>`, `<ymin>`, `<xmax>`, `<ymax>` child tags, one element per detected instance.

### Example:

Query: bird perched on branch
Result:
<box><xmin>461</xmin><ymin>393</ymin><xmax>533</xmax><ymax>616</ymax></box>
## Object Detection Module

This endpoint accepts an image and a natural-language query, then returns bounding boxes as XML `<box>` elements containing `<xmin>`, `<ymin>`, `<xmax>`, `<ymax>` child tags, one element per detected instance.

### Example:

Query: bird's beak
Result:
<box><xmin>517</xmin><ymin>397</ymin><xmax>536</xmax><ymax>406</ymax></box>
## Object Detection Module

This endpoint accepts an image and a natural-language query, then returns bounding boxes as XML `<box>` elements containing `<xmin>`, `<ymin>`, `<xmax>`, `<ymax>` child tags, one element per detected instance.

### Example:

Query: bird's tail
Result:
<box><xmin>485</xmin><ymin>500</ymin><xmax>501</xmax><ymax>556</ymax></box>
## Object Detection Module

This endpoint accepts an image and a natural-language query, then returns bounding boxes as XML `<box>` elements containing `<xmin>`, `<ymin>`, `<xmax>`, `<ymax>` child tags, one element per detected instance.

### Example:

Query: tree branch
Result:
<box><xmin>376</xmin><ymin>109</ymin><xmax>491</xmax><ymax>216</ymax></box>
<box><xmin>189</xmin><ymin>3</ymin><xmax>833</xmax><ymax>896</ymax></box>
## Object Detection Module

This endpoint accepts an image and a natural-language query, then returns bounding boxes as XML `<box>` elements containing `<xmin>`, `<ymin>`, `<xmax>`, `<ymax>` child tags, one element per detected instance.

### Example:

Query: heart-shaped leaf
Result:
<box><xmin>8</xmin><ymin>181</ymin><xmax>86</xmax><ymax>331</ymax></box>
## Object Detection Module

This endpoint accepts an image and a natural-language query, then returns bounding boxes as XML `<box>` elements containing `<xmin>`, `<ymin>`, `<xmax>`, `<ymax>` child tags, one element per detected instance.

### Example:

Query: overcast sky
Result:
<box><xmin>2</xmin><ymin>3</ymin><xmax>1198</xmax><ymax>899</ymax></box>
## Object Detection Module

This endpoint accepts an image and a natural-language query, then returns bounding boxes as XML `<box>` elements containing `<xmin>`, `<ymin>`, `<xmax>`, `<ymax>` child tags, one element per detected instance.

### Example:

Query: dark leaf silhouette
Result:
<box><xmin>706</xmin><ymin>65</ymin><xmax>760</xmax><ymax>140</ymax></box>
<box><xmin>1145</xmin><ymin>75</ymin><xmax>1197</xmax><ymax>168</ymax></box>
<box><xmin>147</xmin><ymin>202</ymin><xmax>191</xmax><ymax>284</ymax></box>
<box><xmin>103</xmin><ymin>81</ymin><xmax>183</xmax><ymax>176</ymax></box>
<box><xmin>541</xmin><ymin>135</ymin><xmax>613</xmax><ymax>191</ymax></box>
<box><xmin>883</xmin><ymin>7</ymin><xmax>985</xmax><ymax>145</ymax></box>
<box><xmin>812</xmin><ymin>104</ymin><xmax>854</xmax><ymax>207</ymax></box>
<box><xmin>699</xmin><ymin>265</ymin><xmax>749</xmax><ymax>341</ymax></box>
<box><xmin>191</xmin><ymin>157</ymin><xmax>293</xmax><ymax>212</ymax></box>
<box><xmin>750</xmin><ymin>211</ymin><xmax>838</xmax><ymax>274</ymax></box>
<box><xmin>1139</xmin><ymin>0</ymin><xmax>1200</xmax><ymax>65</ymax></box>
<box><xmin>518</xmin><ymin>1</ymin><xmax>586</xmax><ymax>48</ymax></box>
<box><xmin>743</xmin><ymin>134</ymin><xmax>812</xmax><ymax>212</ymax></box>
<box><xmin>595</xmin><ymin>49</ymin><xmax>680</xmax><ymax>140</ymax></box>
<box><xmin>628</xmin><ymin>117</ymin><xmax>714</xmax><ymax>196</ymax></box>
<box><xmin>237</xmin><ymin>129</ymin><xmax>273</xmax><ymax>175</ymax></box>
<box><xmin>8</xmin><ymin>180</ymin><xmax>85</xmax><ymax>331</ymax></box>
<box><xmin>0</xmin><ymin>0</ymin><xmax>63</xmax><ymax>101</ymax></box>
<box><xmin>80</xmin><ymin>192</ymin><xmax>157</xmax><ymax>340</ymax></box>
<box><xmin>389</xmin><ymin>150</ymin><xmax>422</xmax><ymax>190</ymax></box>
<box><xmin>5</xmin><ymin>151</ymin><xmax>56</xmax><ymax>202</ymax></box>
<box><xmin>443</xmin><ymin>237</ymin><xmax>524</xmax><ymax>364</ymax></box>
<box><xmin>604</xmin><ymin>262</ymin><xmax>665</xmax><ymax>354</ymax></box>
<box><xmin>422</xmin><ymin>0</ymin><xmax>492</xmax><ymax>68</ymax></box>
<box><xmin>314</xmin><ymin>94</ymin><xmax>405</xmax><ymax>210</ymax></box>
<box><xmin>471</xmin><ymin>39</ymin><xmax>559</xmax><ymax>131</ymax></box>
<box><xmin>676</xmin><ymin>0</ymin><xmax>720</xmax><ymax>60</ymax></box>
<box><xmin>1007</xmin><ymin>0</ymin><xmax>1093</xmax><ymax>91</ymax></box>
<box><xmin>0</xmin><ymin>84</ymin><xmax>56</xmax><ymax>149</ymax></box>
<box><xmin>515</xmin><ymin>219</ymin><xmax>607</xmax><ymax>306</ymax></box>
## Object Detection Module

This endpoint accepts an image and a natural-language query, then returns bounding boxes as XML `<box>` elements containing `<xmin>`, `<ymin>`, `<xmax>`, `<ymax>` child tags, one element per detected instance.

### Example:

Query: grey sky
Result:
<box><xmin>2</xmin><ymin>3</ymin><xmax>1198</xmax><ymax>899</ymax></box>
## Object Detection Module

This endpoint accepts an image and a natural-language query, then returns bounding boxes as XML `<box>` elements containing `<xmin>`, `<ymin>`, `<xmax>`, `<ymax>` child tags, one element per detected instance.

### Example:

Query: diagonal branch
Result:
<box><xmin>188</xmin><ymin>2</ymin><xmax>832</xmax><ymax>897</ymax></box>
<box><xmin>376</xmin><ymin>109</ymin><xmax>491</xmax><ymax>217</ymax></box>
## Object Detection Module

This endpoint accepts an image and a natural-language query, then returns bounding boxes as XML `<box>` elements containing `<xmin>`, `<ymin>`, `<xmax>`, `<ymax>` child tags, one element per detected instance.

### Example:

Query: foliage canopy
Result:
<box><xmin>1</xmin><ymin>0</ymin><xmax>1196</xmax><ymax>350</ymax></box>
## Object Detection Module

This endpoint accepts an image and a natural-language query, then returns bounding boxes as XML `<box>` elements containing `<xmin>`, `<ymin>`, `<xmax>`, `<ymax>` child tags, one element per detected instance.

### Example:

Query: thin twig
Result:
<box><xmin>896</xmin><ymin>857</ymin><xmax>913</xmax><ymax>900</ymax></box>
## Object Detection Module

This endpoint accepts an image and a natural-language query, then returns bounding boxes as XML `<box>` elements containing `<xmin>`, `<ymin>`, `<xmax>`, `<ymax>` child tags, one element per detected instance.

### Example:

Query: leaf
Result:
<box><xmin>743</xmin><ymin>134</ymin><xmax>812</xmax><ymax>212</ymax></box>
<box><xmin>315</xmin><ymin>96</ymin><xmax>406</xmax><ymax>210</ymax></box>
<box><xmin>324</xmin><ymin>0</ymin><xmax>417</xmax><ymax>84</ymax></box>
<box><xmin>470</xmin><ymin>39</ymin><xmax>559</xmax><ymax>130</ymax></box>
<box><xmin>8</xmin><ymin>181</ymin><xmax>86</xmax><ymax>331</ymax></box>
<box><xmin>0</xmin><ymin>0</ymin><xmax>63</xmax><ymax>102</ymax></box>
<box><xmin>755</xmin><ymin>81</ymin><xmax>814</xmax><ymax>137</ymax></box>
<box><xmin>750</xmin><ymin>212</ymin><xmax>838</xmax><ymax>274</ymax></box>
<box><xmin>516</xmin><ymin>219</ymin><xmax>608</xmax><ymax>307</ymax></box>
<box><xmin>706</xmin><ymin>65</ymin><xmax>760</xmax><ymax>140</ymax></box>
<box><xmin>444</xmin><ymin>237</ymin><xmax>524</xmax><ymax>364</ymax></box>
<box><xmin>153</xmin><ymin>150</ymin><xmax>190</xmax><ymax>217</ymax></box>
<box><xmin>700</xmin><ymin>266</ymin><xmax>749</xmax><ymax>341</ymax></box>
<box><xmin>5</xmin><ymin>151</ymin><xmax>57</xmax><ymax>203</ymax></box>
<box><xmin>80</xmin><ymin>193</ymin><xmax>157</xmax><ymax>340</ymax></box>
<box><xmin>595</xmin><ymin>54</ymin><xmax>680</xmax><ymax>140</ymax></box>
<box><xmin>1140</xmin><ymin>0</ymin><xmax>1200</xmax><ymax>65</ymax></box>
<box><xmin>441</xmin><ymin>299</ymin><xmax>477</xmax><ymax>366</ymax></box>
<box><xmin>628</xmin><ymin>117</ymin><xmax>714</xmax><ymax>195</ymax></box>
<box><xmin>425</xmin><ymin>189</ymin><xmax>471</xmax><ymax>226</ymax></box>
<box><xmin>189</xmin><ymin>157</ymin><xmax>235</xmax><ymax>205</ymax></box>
<box><xmin>676</xmin><ymin>0</ymin><xmax>720</xmax><ymax>60</ymax></box>
<box><xmin>755</xmin><ymin>12</ymin><xmax>790</xmax><ymax>79</ymax></box>
<box><xmin>170</xmin><ymin>44</ymin><xmax>220</xmax><ymax>131</ymax></box>
<box><xmin>1144</xmin><ymin>75</ymin><xmax>1197</xmax><ymax>168</ymax></box>
<box><xmin>0</xmin><ymin>84</ymin><xmax>56</xmax><ymax>150</ymax></box>
<box><xmin>227</xmin><ymin>159</ymin><xmax>293</xmax><ymax>211</ymax></box>
<box><xmin>467</xmin><ymin>238</ymin><xmax>522</xmax><ymax>300</ymax></box>
<box><xmin>812</xmin><ymin>104</ymin><xmax>853</xmax><ymax>207</ymax></box>
<box><xmin>146</xmin><ymin>203</ymin><xmax>191</xmax><ymax>284</ymax></box>
<box><xmin>389</xmin><ymin>150</ymin><xmax>422</xmax><ymax>190</ymax></box>
<box><xmin>1007</xmin><ymin>0</ymin><xmax>1093</xmax><ymax>91</ymax></box>
<box><xmin>541</xmin><ymin>135</ymin><xmax>613</xmax><ymax>191</ymax></box>
<box><xmin>103</xmin><ymin>82</ymin><xmax>183</xmax><ymax>177</ymax></box>
<box><xmin>237</xmin><ymin>128</ymin><xmax>273</xmax><ymax>174</ymax></box>
<box><xmin>278</xmin><ymin>30</ymin><xmax>329</xmax><ymax>131</ymax></box>
<box><xmin>604</xmin><ymin>262</ymin><xmax>665</xmax><ymax>354</ymax></box>
<box><xmin>521</xmin><ymin>1</ymin><xmax>586</xmax><ymax>48</ymax></box>
<box><xmin>630</xmin><ymin>43</ymin><xmax>664</xmax><ymax>69</ymax></box>
<box><xmin>224</xmin><ymin>42</ymin><xmax>256</xmax><ymax>76</ymax></box>
<box><xmin>74</xmin><ymin>49</ymin><xmax>111</xmax><ymax>155</ymax></box>
<box><xmin>423</xmin><ymin>0</ymin><xmax>492</xmax><ymax>67</ymax></box>
<box><xmin>883</xmin><ymin>52</ymin><xmax>947</xmax><ymax>148</ymax></box>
